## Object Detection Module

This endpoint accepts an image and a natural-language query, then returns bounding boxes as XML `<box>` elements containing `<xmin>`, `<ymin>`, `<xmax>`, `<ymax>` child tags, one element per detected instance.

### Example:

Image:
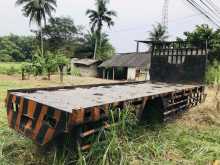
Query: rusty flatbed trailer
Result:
<box><xmin>5</xmin><ymin>41</ymin><xmax>208</xmax><ymax>150</ymax></box>
<box><xmin>5</xmin><ymin>81</ymin><xmax>205</xmax><ymax>148</ymax></box>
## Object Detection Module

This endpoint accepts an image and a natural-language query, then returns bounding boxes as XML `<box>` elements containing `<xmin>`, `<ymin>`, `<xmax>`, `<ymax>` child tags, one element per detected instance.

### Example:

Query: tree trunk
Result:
<box><xmin>59</xmin><ymin>66</ymin><xmax>64</xmax><ymax>83</ymax></box>
<box><xmin>40</xmin><ymin>24</ymin><xmax>44</xmax><ymax>56</ymax></box>
<box><xmin>48</xmin><ymin>72</ymin><xmax>51</xmax><ymax>80</ymax></box>
<box><xmin>21</xmin><ymin>69</ymin><xmax>25</xmax><ymax>80</ymax></box>
<box><xmin>60</xmin><ymin>71</ymin><xmax>63</xmax><ymax>83</ymax></box>
<box><xmin>93</xmin><ymin>38</ymin><xmax>98</xmax><ymax>60</ymax></box>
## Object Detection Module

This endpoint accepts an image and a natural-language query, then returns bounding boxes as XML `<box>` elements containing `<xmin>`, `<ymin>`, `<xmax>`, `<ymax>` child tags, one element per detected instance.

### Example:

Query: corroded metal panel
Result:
<box><xmin>150</xmin><ymin>41</ymin><xmax>208</xmax><ymax>83</ymax></box>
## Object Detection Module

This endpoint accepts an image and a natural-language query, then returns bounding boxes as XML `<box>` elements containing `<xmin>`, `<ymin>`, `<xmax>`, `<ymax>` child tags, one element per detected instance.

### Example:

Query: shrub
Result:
<box><xmin>206</xmin><ymin>60</ymin><xmax>220</xmax><ymax>85</ymax></box>
<box><xmin>71</xmin><ymin>66</ymin><xmax>81</xmax><ymax>77</ymax></box>
<box><xmin>6</xmin><ymin>66</ymin><xmax>18</xmax><ymax>75</ymax></box>
<box><xmin>0</xmin><ymin>62</ymin><xmax>22</xmax><ymax>75</ymax></box>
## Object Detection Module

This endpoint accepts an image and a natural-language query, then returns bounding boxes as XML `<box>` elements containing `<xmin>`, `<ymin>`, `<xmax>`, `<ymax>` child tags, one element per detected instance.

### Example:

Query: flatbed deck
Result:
<box><xmin>11</xmin><ymin>82</ymin><xmax>201</xmax><ymax>113</ymax></box>
<box><xmin>5</xmin><ymin>81</ymin><xmax>206</xmax><ymax>148</ymax></box>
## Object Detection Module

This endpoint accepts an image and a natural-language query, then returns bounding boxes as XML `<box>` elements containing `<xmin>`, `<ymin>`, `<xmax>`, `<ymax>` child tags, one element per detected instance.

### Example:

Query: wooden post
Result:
<box><xmin>107</xmin><ymin>69</ymin><xmax>109</xmax><ymax>80</ymax></box>
<box><xmin>103</xmin><ymin>69</ymin><xmax>105</xmax><ymax>79</ymax></box>
<box><xmin>113</xmin><ymin>67</ymin><xmax>115</xmax><ymax>80</ymax></box>
<box><xmin>136</xmin><ymin>42</ymin><xmax>139</xmax><ymax>53</ymax></box>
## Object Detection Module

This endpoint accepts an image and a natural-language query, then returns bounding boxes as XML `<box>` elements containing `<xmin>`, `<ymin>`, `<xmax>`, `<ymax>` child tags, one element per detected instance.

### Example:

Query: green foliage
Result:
<box><xmin>44</xmin><ymin>52</ymin><xmax>58</xmax><ymax>79</ymax></box>
<box><xmin>15</xmin><ymin>0</ymin><xmax>57</xmax><ymax>27</ymax></box>
<box><xmin>184</xmin><ymin>24</ymin><xmax>214</xmax><ymax>46</ymax></box>
<box><xmin>71</xmin><ymin>66</ymin><xmax>81</xmax><ymax>77</ymax></box>
<box><xmin>0</xmin><ymin>62</ymin><xmax>22</xmax><ymax>75</ymax></box>
<box><xmin>21</xmin><ymin>62</ymin><xmax>33</xmax><ymax>79</ymax></box>
<box><xmin>42</xmin><ymin>17</ymin><xmax>80</xmax><ymax>57</ymax></box>
<box><xmin>206</xmin><ymin>60</ymin><xmax>220</xmax><ymax>85</ymax></box>
<box><xmin>32</xmin><ymin>50</ymin><xmax>45</xmax><ymax>76</ymax></box>
<box><xmin>6</xmin><ymin>66</ymin><xmax>18</xmax><ymax>75</ymax></box>
<box><xmin>56</xmin><ymin>53</ymin><xmax>69</xmax><ymax>82</ymax></box>
<box><xmin>56</xmin><ymin>53</ymin><xmax>69</xmax><ymax>68</ymax></box>
<box><xmin>76</xmin><ymin>31</ymin><xmax>115</xmax><ymax>60</ymax></box>
<box><xmin>16</xmin><ymin>0</ymin><xmax>57</xmax><ymax>56</ymax></box>
<box><xmin>181</xmin><ymin>24</ymin><xmax>220</xmax><ymax>61</ymax></box>
<box><xmin>86</xmin><ymin>0</ymin><xmax>117</xmax><ymax>59</ymax></box>
<box><xmin>149</xmin><ymin>23</ymin><xmax>168</xmax><ymax>41</ymax></box>
<box><xmin>0</xmin><ymin>34</ymin><xmax>36</xmax><ymax>62</ymax></box>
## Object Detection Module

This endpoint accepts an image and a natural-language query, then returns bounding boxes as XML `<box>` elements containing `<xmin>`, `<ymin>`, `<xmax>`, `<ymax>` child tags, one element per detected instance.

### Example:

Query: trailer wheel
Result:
<box><xmin>140</xmin><ymin>97</ymin><xmax>164</xmax><ymax>124</ymax></box>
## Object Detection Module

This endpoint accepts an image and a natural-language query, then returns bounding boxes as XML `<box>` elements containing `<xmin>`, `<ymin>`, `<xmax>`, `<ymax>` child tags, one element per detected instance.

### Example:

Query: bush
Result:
<box><xmin>206</xmin><ymin>60</ymin><xmax>220</xmax><ymax>85</ymax></box>
<box><xmin>71</xmin><ymin>66</ymin><xmax>81</xmax><ymax>76</ymax></box>
<box><xmin>6</xmin><ymin>66</ymin><xmax>18</xmax><ymax>75</ymax></box>
<box><xmin>0</xmin><ymin>63</ymin><xmax>22</xmax><ymax>75</ymax></box>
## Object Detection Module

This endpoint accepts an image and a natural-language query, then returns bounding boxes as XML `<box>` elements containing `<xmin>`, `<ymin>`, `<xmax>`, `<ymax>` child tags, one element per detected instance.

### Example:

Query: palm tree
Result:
<box><xmin>86</xmin><ymin>0</ymin><xmax>116</xmax><ymax>59</ymax></box>
<box><xmin>16</xmin><ymin>0</ymin><xmax>57</xmax><ymax>56</ymax></box>
<box><xmin>149</xmin><ymin>23</ymin><xmax>168</xmax><ymax>42</ymax></box>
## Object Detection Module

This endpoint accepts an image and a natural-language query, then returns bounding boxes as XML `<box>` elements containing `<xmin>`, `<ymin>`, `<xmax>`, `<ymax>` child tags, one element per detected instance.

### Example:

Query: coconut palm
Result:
<box><xmin>149</xmin><ymin>23</ymin><xmax>168</xmax><ymax>42</ymax></box>
<box><xmin>16</xmin><ymin>0</ymin><xmax>57</xmax><ymax>56</ymax></box>
<box><xmin>86</xmin><ymin>0</ymin><xmax>116</xmax><ymax>59</ymax></box>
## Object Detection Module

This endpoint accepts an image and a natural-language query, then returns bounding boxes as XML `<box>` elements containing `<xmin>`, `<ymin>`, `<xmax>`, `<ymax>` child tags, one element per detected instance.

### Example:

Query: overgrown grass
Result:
<box><xmin>0</xmin><ymin>75</ymin><xmax>220</xmax><ymax>164</ymax></box>
<box><xmin>0</xmin><ymin>62</ymin><xmax>23</xmax><ymax>75</ymax></box>
<box><xmin>206</xmin><ymin>60</ymin><xmax>220</xmax><ymax>85</ymax></box>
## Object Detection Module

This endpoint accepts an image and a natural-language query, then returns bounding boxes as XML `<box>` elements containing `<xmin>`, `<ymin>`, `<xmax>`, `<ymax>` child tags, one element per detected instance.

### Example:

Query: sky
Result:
<box><xmin>0</xmin><ymin>0</ymin><xmax>220</xmax><ymax>53</ymax></box>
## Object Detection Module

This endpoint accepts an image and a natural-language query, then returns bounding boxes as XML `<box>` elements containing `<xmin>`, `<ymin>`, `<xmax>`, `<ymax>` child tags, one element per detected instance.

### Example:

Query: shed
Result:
<box><xmin>99</xmin><ymin>52</ymin><xmax>151</xmax><ymax>81</ymax></box>
<box><xmin>71</xmin><ymin>58</ymin><xmax>101</xmax><ymax>77</ymax></box>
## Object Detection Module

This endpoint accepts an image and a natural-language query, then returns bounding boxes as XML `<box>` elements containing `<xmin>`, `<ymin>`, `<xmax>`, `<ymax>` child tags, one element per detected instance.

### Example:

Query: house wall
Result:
<box><xmin>75</xmin><ymin>65</ymin><xmax>98</xmax><ymax>77</ymax></box>
<box><xmin>127</xmin><ymin>68</ymin><xmax>136</xmax><ymax>80</ymax></box>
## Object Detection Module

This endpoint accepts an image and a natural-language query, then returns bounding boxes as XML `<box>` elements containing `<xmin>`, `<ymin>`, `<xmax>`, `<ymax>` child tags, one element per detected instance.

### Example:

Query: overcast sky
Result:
<box><xmin>1</xmin><ymin>0</ymin><xmax>220</xmax><ymax>52</ymax></box>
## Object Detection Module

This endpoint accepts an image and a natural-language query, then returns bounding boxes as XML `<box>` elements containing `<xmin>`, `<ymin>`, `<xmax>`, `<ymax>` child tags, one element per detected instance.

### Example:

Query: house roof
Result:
<box><xmin>71</xmin><ymin>58</ymin><xmax>100</xmax><ymax>66</ymax></box>
<box><xmin>99</xmin><ymin>52</ymin><xmax>151</xmax><ymax>68</ymax></box>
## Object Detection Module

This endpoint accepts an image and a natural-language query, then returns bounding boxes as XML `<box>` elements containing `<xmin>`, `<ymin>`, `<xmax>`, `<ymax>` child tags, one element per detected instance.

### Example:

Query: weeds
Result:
<box><xmin>206</xmin><ymin>60</ymin><xmax>220</xmax><ymax>85</ymax></box>
<box><xmin>0</xmin><ymin>62</ymin><xmax>22</xmax><ymax>75</ymax></box>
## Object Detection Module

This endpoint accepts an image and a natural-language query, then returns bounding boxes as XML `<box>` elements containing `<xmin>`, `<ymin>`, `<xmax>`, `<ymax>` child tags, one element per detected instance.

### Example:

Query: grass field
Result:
<box><xmin>0</xmin><ymin>74</ymin><xmax>220</xmax><ymax>165</ymax></box>
<box><xmin>0</xmin><ymin>62</ymin><xmax>23</xmax><ymax>75</ymax></box>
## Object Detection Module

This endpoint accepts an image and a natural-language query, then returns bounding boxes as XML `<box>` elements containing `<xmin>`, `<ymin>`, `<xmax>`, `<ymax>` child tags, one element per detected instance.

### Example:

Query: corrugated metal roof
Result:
<box><xmin>99</xmin><ymin>52</ymin><xmax>151</xmax><ymax>68</ymax></box>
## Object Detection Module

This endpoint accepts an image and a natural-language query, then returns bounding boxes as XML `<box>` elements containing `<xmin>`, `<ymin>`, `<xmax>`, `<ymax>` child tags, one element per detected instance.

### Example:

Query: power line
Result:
<box><xmin>205</xmin><ymin>0</ymin><xmax>220</xmax><ymax>13</ymax></box>
<box><xmin>105</xmin><ymin>0</ymin><xmax>220</xmax><ymax>34</ymax></box>
<box><xmin>106</xmin><ymin>13</ymin><xmax>204</xmax><ymax>34</ymax></box>
<box><xmin>185</xmin><ymin>0</ymin><xmax>220</xmax><ymax>27</ymax></box>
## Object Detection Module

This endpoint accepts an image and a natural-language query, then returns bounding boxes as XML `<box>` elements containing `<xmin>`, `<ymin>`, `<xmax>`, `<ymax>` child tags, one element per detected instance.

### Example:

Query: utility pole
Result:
<box><xmin>162</xmin><ymin>0</ymin><xmax>169</xmax><ymax>29</ymax></box>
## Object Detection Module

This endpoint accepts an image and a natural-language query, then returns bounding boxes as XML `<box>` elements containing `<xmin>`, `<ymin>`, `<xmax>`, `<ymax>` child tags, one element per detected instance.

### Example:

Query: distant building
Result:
<box><xmin>99</xmin><ymin>52</ymin><xmax>151</xmax><ymax>81</ymax></box>
<box><xmin>71</xmin><ymin>58</ymin><xmax>102</xmax><ymax>77</ymax></box>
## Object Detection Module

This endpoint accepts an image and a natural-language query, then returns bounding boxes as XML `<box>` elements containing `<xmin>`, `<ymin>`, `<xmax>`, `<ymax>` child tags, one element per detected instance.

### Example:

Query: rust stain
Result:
<box><xmin>43</xmin><ymin>127</ymin><xmax>55</xmax><ymax>145</ymax></box>
<box><xmin>92</xmin><ymin>107</ymin><xmax>100</xmax><ymax>121</ymax></box>
<box><xmin>32</xmin><ymin>106</ymin><xmax>48</xmax><ymax>140</ymax></box>
<box><xmin>72</xmin><ymin>109</ymin><xmax>85</xmax><ymax>125</ymax></box>
<box><xmin>15</xmin><ymin>97</ymin><xmax>24</xmax><ymax>130</ymax></box>
<box><xmin>28</xmin><ymin>100</ymin><xmax>37</xmax><ymax>119</ymax></box>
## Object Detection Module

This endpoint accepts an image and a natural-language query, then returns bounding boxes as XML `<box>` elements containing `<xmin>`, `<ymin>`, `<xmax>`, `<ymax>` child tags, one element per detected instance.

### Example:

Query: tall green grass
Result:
<box><xmin>206</xmin><ymin>60</ymin><xmax>220</xmax><ymax>85</ymax></box>
<box><xmin>0</xmin><ymin>62</ymin><xmax>23</xmax><ymax>75</ymax></box>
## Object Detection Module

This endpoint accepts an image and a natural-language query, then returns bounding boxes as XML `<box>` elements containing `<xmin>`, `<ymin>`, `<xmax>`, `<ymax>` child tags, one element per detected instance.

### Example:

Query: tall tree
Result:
<box><xmin>56</xmin><ymin>53</ymin><xmax>69</xmax><ymax>83</ymax></box>
<box><xmin>15</xmin><ymin>0</ymin><xmax>57</xmax><ymax>56</ymax></box>
<box><xmin>149</xmin><ymin>23</ymin><xmax>168</xmax><ymax>42</ymax></box>
<box><xmin>183</xmin><ymin>24</ymin><xmax>214</xmax><ymax>47</ymax></box>
<box><xmin>86</xmin><ymin>0</ymin><xmax>116</xmax><ymax>59</ymax></box>
<box><xmin>42</xmin><ymin>17</ymin><xmax>81</xmax><ymax>57</ymax></box>
<box><xmin>75</xmin><ymin>31</ymin><xmax>115</xmax><ymax>60</ymax></box>
<box><xmin>181</xmin><ymin>24</ymin><xmax>220</xmax><ymax>61</ymax></box>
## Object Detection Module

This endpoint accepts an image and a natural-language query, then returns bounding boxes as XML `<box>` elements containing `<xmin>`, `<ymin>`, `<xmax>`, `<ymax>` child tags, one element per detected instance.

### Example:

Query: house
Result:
<box><xmin>71</xmin><ymin>58</ymin><xmax>101</xmax><ymax>77</ymax></box>
<box><xmin>99</xmin><ymin>52</ymin><xmax>151</xmax><ymax>81</ymax></box>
